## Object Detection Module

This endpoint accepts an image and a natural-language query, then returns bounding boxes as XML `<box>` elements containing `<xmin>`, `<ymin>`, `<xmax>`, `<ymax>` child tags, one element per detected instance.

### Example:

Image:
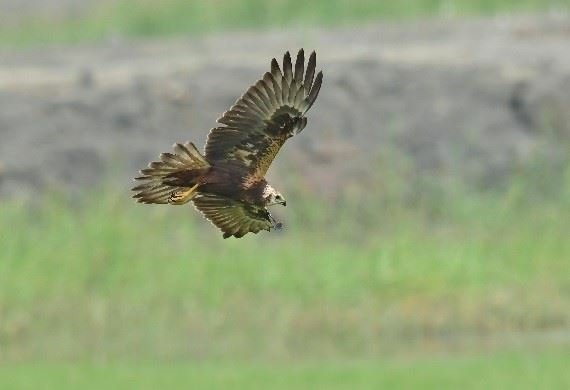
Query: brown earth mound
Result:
<box><xmin>1</xmin><ymin>15</ymin><xmax>569</xmax><ymax>200</ymax></box>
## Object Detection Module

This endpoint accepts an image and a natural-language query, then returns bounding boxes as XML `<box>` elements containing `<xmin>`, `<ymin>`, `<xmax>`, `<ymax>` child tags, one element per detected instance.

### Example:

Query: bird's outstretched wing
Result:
<box><xmin>192</xmin><ymin>193</ymin><xmax>275</xmax><ymax>238</ymax></box>
<box><xmin>204</xmin><ymin>49</ymin><xmax>323</xmax><ymax>179</ymax></box>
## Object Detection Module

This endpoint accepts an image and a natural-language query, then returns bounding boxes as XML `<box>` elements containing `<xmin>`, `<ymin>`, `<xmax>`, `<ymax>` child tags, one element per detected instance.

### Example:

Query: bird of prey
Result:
<box><xmin>132</xmin><ymin>49</ymin><xmax>323</xmax><ymax>238</ymax></box>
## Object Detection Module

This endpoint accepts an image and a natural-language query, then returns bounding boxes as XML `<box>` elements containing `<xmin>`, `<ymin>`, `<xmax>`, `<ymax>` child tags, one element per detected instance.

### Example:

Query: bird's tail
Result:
<box><xmin>132</xmin><ymin>142</ymin><xmax>210</xmax><ymax>205</ymax></box>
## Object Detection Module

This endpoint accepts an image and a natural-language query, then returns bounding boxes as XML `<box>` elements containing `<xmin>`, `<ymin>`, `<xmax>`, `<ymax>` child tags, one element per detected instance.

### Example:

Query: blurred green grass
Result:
<box><xmin>1</xmin><ymin>160</ymin><xmax>569</xmax><ymax>361</ymax></box>
<box><xmin>1</xmin><ymin>0</ymin><xmax>570</xmax><ymax>46</ymax></box>
<box><xmin>1</xmin><ymin>348</ymin><xmax>569</xmax><ymax>389</ymax></box>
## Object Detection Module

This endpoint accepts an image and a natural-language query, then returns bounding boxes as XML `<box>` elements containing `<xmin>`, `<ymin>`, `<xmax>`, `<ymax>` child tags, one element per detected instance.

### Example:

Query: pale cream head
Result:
<box><xmin>263</xmin><ymin>184</ymin><xmax>286</xmax><ymax>206</ymax></box>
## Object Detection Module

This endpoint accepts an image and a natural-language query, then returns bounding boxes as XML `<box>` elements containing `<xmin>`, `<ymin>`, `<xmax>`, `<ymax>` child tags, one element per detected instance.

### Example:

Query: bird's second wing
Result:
<box><xmin>204</xmin><ymin>49</ymin><xmax>323</xmax><ymax>179</ymax></box>
<box><xmin>192</xmin><ymin>193</ymin><xmax>273</xmax><ymax>238</ymax></box>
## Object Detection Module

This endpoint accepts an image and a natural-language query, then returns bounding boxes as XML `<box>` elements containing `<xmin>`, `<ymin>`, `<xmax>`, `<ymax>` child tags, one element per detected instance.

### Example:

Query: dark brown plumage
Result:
<box><xmin>132</xmin><ymin>49</ymin><xmax>323</xmax><ymax>238</ymax></box>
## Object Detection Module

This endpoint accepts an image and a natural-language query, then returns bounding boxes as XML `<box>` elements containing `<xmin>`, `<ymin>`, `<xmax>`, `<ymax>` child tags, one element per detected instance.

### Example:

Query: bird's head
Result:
<box><xmin>263</xmin><ymin>185</ymin><xmax>286</xmax><ymax>207</ymax></box>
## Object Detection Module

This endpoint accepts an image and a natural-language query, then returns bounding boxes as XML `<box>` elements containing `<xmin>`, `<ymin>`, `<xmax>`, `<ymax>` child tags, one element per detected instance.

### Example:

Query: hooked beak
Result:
<box><xmin>281</xmin><ymin>200</ymin><xmax>287</xmax><ymax>207</ymax></box>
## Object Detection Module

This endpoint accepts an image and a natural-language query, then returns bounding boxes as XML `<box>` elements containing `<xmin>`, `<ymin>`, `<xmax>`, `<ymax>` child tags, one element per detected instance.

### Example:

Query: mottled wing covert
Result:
<box><xmin>204</xmin><ymin>49</ymin><xmax>323</xmax><ymax>178</ymax></box>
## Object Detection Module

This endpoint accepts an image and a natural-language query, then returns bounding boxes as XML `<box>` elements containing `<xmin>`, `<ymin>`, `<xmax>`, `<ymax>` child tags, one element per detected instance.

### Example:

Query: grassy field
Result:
<box><xmin>1</xmin><ymin>161</ymin><xmax>569</xmax><ymax>364</ymax></box>
<box><xmin>1</xmin><ymin>0</ymin><xmax>570</xmax><ymax>46</ymax></box>
<box><xmin>1</xmin><ymin>348</ymin><xmax>569</xmax><ymax>389</ymax></box>
<box><xmin>0</xmin><ymin>131</ymin><xmax>569</xmax><ymax>386</ymax></box>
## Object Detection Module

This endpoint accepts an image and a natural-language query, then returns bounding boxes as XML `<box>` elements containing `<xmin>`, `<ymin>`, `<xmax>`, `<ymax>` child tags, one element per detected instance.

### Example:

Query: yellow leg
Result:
<box><xmin>168</xmin><ymin>182</ymin><xmax>200</xmax><ymax>205</ymax></box>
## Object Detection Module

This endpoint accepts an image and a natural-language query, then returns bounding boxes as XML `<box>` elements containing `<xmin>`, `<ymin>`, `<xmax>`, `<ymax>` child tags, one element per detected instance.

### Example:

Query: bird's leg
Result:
<box><xmin>268</xmin><ymin>210</ymin><xmax>283</xmax><ymax>230</ymax></box>
<box><xmin>168</xmin><ymin>182</ymin><xmax>200</xmax><ymax>205</ymax></box>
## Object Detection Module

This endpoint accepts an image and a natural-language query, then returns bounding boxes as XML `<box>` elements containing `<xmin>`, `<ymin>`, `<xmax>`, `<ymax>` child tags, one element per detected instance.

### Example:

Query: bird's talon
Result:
<box><xmin>268</xmin><ymin>212</ymin><xmax>282</xmax><ymax>230</ymax></box>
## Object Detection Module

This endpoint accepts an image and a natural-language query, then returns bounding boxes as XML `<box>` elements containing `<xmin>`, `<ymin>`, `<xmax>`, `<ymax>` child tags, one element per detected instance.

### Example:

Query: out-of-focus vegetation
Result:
<box><xmin>1</xmin><ymin>158</ymin><xmax>569</xmax><ymax>364</ymax></box>
<box><xmin>1</xmin><ymin>348</ymin><xmax>569</xmax><ymax>389</ymax></box>
<box><xmin>1</xmin><ymin>0</ymin><xmax>570</xmax><ymax>46</ymax></box>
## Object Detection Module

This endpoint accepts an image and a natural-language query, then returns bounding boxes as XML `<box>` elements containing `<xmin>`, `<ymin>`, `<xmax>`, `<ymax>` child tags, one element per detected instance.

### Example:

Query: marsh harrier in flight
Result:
<box><xmin>132</xmin><ymin>49</ymin><xmax>323</xmax><ymax>238</ymax></box>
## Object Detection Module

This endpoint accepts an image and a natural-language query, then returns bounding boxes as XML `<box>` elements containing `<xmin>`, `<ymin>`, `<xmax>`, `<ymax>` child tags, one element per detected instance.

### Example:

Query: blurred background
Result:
<box><xmin>1</xmin><ymin>0</ymin><xmax>570</xmax><ymax>388</ymax></box>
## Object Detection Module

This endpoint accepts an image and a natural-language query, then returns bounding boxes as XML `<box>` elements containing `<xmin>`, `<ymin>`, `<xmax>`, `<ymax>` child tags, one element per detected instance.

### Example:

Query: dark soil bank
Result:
<box><xmin>1</xmin><ymin>15</ymin><xmax>569</xmax><ymax>200</ymax></box>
